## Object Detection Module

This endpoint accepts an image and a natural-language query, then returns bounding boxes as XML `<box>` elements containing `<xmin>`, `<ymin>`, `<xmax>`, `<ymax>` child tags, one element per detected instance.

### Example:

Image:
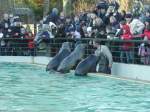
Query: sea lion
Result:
<box><xmin>46</xmin><ymin>42</ymin><xmax>71</xmax><ymax>71</ymax></box>
<box><xmin>75</xmin><ymin>54</ymin><xmax>99</xmax><ymax>76</ymax></box>
<box><xmin>57</xmin><ymin>43</ymin><xmax>86</xmax><ymax>73</ymax></box>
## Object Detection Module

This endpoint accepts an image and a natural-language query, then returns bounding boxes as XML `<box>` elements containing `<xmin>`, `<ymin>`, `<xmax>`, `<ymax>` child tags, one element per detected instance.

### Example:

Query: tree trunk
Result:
<box><xmin>43</xmin><ymin>0</ymin><xmax>50</xmax><ymax>17</ymax></box>
<box><xmin>63</xmin><ymin>0</ymin><xmax>74</xmax><ymax>16</ymax></box>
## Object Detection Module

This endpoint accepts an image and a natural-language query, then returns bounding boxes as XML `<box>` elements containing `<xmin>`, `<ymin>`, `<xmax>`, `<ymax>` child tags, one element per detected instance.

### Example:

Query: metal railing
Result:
<box><xmin>0</xmin><ymin>37</ymin><xmax>149</xmax><ymax>65</ymax></box>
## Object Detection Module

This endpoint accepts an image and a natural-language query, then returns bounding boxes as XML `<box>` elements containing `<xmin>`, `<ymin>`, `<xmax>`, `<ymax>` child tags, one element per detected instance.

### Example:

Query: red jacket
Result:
<box><xmin>120</xmin><ymin>24</ymin><xmax>133</xmax><ymax>50</ymax></box>
<box><xmin>144</xmin><ymin>29</ymin><xmax>150</xmax><ymax>40</ymax></box>
<box><xmin>133</xmin><ymin>29</ymin><xmax>150</xmax><ymax>39</ymax></box>
<box><xmin>25</xmin><ymin>32</ymin><xmax>35</xmax><ymax>49</ymax></box>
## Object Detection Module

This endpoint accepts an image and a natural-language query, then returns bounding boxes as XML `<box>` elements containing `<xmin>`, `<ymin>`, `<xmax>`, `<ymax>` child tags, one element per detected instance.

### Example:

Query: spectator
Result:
<box><xmin>79</xmin><ymin>22</ymin><xmax>86</xmax><ymax>38</ymax></box>
<box><xmin>73</xmin><ymin>16</ymin><xmax>80</xmax><ymax>31</ymax></box>
<box><xmin>125</xmin><ymin>13</ymin><xmax>145</xmax><ymax>35</ymax></box>
<box><xmin>120</xmin><ymin>23</ymin><xmax>134</xmax><ymax>63</ymax></box>
<box><xmin>92</xmin><ymin>26</ymin><xmax>106</xmax><ymax>40</ymax></box>
<box><xmin>106</xmin><ymin>25</ymin><xmax>117</xmax><ymax>40</ymax></box>
<box><xmin>132</xmin><ymin>0</ymin><xmax>143</xmax><ymax>18</ymax></box>
<box><xmin>0</xmin><ymin>27</ymin><xmax>5</xmax><ymax>55</ymax></box>
<box><xmin>145</xmin><ymin>9</ymin><xmax>150</xmax><ymax>18</ymax></box>
<box><xmin>120</xmin><ymin>10</ymin><xmax>126</xmax><ymax>21</ymax></box>
<box><xmin>1</xmin><ymin>14</ymin><xmax>11</xmax><ymax>38</ymax></box>
<box><xmin>139</xmin><ymin>8</ymin><xmax>150</xmax><ymax>23</ymax></box>
<box><xmin>109</xmin><ymin>15</ymin><xmax>120</xmax><ymax>33</ymax></box>
<box><xmin>56</xmin><ymin>23</ymin><xmax>66</xmax><ymax>37</ymax></box>
<box><xmin>109</xmin><ymin>0</ymin><xmax>120</xmax><ymax>11</ymax></box>
<box><xmin>64</xmin><ymin>17</ymin><xmax>75</xmax><ymax>38</ymax></box>
<box><xmin>134</xmin><ymin>17</ymin><xmax>150</xmax><ymax>39</ymax></box>
<box><xmin>72</xmin><ymin>29</ymin><xmax>81</xmax><ymax>39</ymax></box>
<box><xmin>138</xmin><ymin>42</ymin><xmax>150</xmax><ymax>65</ymax></box>
<box><xmin>9</xmin><ymin>14</ymin><xmax>14</xmax><ymax>27</ymax></box>
<box><xmin>85</xmin><ymin>26</ymin><xmax>92</xmax><ymax>38</ymax></box>
<box><xmin>96</xmin><ymin>1</ymin><xmax>108</xmax><ymax>24</ymax></box>
<box><xmin>25</xmin><ymin>31</ymin><xmax>35</xmax><ymax>56</ymax></box>
<box><xmin>138</xmin><ymin>17</ymin><xmax>150</xmax><ymax>64</ymax></box>
<box><xmin>93</xmin><ymin>16</ymin><xmax>104</xmax><ymax>28</ymax></box>
<box><xmin>44</xmin><ymin>8</ymin><xmax>59</xmax><ymax>24</ymax></box>
<box><xmin>12</xmin><ymin>21</ymin><xmax>22</xmax><ymax>38</ymax></box>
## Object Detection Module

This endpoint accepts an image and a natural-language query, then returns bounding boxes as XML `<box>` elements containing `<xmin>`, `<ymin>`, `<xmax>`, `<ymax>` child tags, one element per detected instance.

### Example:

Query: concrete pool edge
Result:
<box><xmin>0</xmin><ymin>56</ymin><xmax>150</xmax><ymax>83</ymax></box>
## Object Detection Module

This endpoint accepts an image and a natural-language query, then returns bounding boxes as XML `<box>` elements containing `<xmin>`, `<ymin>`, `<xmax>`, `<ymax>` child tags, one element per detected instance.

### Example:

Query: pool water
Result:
<box><xmin>0</xmin><ymin>63</ymin><xmax>150</xmax><ymax>112</ymax></box>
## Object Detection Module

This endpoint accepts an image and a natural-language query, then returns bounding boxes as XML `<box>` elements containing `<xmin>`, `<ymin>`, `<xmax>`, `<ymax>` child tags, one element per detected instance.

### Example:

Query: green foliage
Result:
<box><xmin>23</xmin><ymin>0</ymin><xmax>63</xmax><ymax>20</ymax></box>
<box><xmin>73</xmin><ymin>0</ymin><xmax>99</xmax><ymax>13</ymax></box>
<box><xmin>23</xmin><ymin>0</ymin><xmax>43</xmax><ymax>20</ymax></box>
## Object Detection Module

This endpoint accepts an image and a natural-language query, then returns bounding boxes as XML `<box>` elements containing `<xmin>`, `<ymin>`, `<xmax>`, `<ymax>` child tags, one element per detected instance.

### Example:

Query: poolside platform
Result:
<box><xmin>0</xmin><ymin>56</ymin><xmax>150</xmax><ymax>83</ymax></box>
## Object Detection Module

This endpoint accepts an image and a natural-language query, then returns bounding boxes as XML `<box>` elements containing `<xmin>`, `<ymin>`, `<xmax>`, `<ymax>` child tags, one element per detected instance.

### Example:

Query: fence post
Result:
<box><xmin>46</xmin><ymin>43</ymin><xmax>51</xmax><ymax>57</ymax></box>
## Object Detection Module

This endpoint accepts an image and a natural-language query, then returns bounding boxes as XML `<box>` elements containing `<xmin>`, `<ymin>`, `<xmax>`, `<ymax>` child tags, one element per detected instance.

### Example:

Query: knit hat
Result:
<box><xmin>125</xmin><ymin>13</ymin><xmax>133</xmax><ymax>18</ymax></box>
<box><xmin>96</xmin><ymin>1</ymin><xmax>108</xmax><ymax>9</ymax></box>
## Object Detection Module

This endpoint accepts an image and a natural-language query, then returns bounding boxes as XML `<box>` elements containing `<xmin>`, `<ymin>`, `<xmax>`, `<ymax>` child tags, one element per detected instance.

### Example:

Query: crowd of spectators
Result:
<box><xmin>1</xmin><ymin>0</ymin><xmax>150</xmax><ymax>65</ymax></box>
<box><xmin>40</xmin><ymin>0</ymin><xmax>150</xmax><ymax>65</ymax></box>
<box><xmin>0</xmin><ymin>13</ymin><xmax>35</xmax><ymax>56</ymax></box>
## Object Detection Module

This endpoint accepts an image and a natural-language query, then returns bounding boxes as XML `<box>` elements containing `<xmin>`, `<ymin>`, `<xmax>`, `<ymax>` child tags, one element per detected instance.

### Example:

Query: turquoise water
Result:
<box><xmin>0</xmin><ymin>63</ymin><xmax>150</xmax><ymax>112</ymax></box>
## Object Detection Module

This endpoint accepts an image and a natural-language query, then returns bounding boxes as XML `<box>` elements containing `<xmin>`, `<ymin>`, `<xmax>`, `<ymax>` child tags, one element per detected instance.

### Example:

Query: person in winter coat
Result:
<box><xmin>109</xmin><ymin>16</ymin><xmax>120</xmax><ymax>30</ymax></box>
<box><xmin>43</xmin><ymin>8</ymin><xmax>59</xmax><ymax>24</ymax></box>
<box><xmin>139</xmin><ymin>7</ymin><xmax>150</xmax><ymax>23</ymax></box>
<box><xmin>144</xmin><ymin>17</ymin><xmax>150</xmax><ymax>39</ymax></box>
<box><xmin>138</xmin><ymin>17</ymin><xmax>150</xmax><ymax>65</ymax></box>
<box><xmin>93</xmin><ymin>39</ymin><xmax>113</xmax><ymax>74</ymax></box>
<box><xmin>25</xmin><ymin>31</ymin><xmax>35</xmax><ymax>56</ymax></box>
<box><xmin>96</xmin><ymin>1</ymin><xmax>108</xmax><ymax>25</ymax></box>
<box><xmin>0</xmin><ymin>27</ymin><xmax>5</xmax><ymax>56</ymax></box>
<box><xmin>138</xmin><ymin>43</ymin><xmax>150</xmax><ymax>65</ymax></box>
<box><xmin>133</xmin><ymin>17</ymin><xmax>150</xmax><ymax>39</ymax></box>
<box><xmin>120</xmin><ymin>23</ymin><xmax>134</xmax><ymax>63</ymax></box>
<box><xmin>125</xmin><ymin>12</ymin><xmax>145</xmax><ymax>36</ymax></box>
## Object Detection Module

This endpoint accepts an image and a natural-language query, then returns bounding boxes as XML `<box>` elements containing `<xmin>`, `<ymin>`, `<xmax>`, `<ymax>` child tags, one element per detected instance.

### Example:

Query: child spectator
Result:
<box><xmin>138</xmin><ymin>43</ymin><xmax>150</xmax><ymax>65</ymax></box>
<box><xmin>25</xmin><ymin>31</ymin><xmax>35</xmax><ymax>56</ymax></box>
<box><xmin>144</xmin><ymin>17</ymin><xmax>150</xmax><ymax>40</ymax></box>
<box><xmin>138</xmin><ymin>17</ymin><xmax>150</xmax><ymax>65</ymax></box>
<box><xmin>120</xmin><ymin>23</ymin><xmax>134</xmax><ymax>63</ymax></box>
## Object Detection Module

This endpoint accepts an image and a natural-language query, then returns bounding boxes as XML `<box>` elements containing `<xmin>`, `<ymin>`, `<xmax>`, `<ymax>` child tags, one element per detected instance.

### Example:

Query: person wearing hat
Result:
<box><xmin>125</xmin><ymin>13</ymin><xmax>133</xmax><ymax>24</ymax></box>
<box><xmin>96</xmin><ymin>0</ymin><xmax>108</xmax><ymax>10</ymax></box>
<box><xmin>96</xmin><ymin>0</ymin><xmax>108</xmax><ymax>25</ymax></box>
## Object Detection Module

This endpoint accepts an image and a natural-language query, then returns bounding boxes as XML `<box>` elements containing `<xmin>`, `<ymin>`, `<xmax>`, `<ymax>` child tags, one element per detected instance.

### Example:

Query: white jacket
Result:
<box><xmin>129</xmin><ymin>19</ymin><xmax>145</xmax><ymax>35</ymax></box>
